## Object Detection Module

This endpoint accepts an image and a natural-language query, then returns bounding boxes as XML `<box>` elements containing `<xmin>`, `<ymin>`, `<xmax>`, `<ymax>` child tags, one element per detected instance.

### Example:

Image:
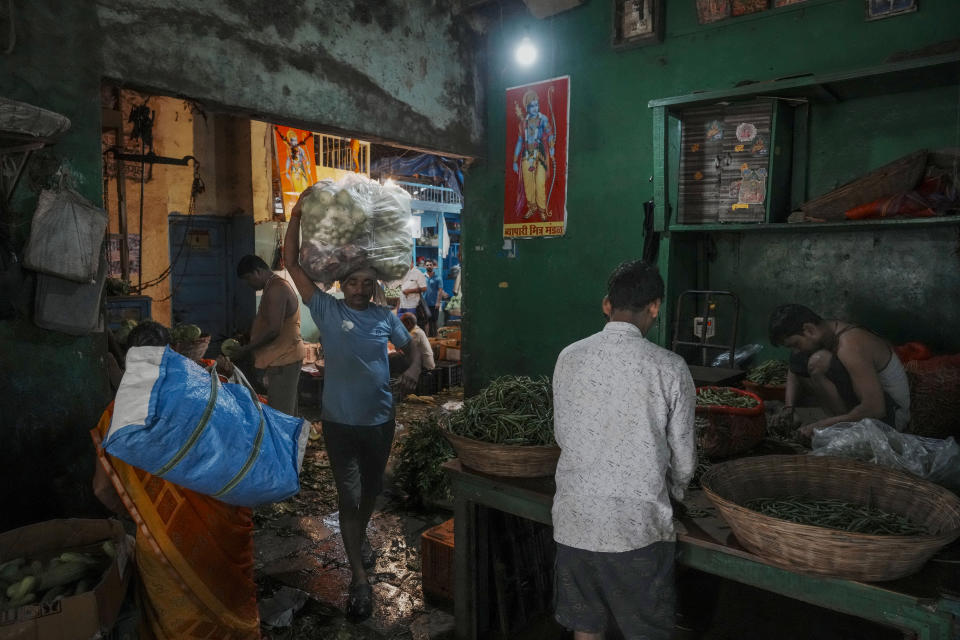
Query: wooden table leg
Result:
<box><xmin>454</xmin><ymin>488</ymin><xmax>478</xmax><ymax>640</ymax></box>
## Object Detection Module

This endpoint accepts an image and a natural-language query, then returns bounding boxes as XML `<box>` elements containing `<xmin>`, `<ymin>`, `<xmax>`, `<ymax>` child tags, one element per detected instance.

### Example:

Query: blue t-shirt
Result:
<box><xmin>308</xmin><ymin>290</ymin><xmax>411</xmax><ymax>426</ymax></box>
<box><xmin>424</xmin><ymin>273</ymin><xmax>443</xmax><ymax>307</ymax></box>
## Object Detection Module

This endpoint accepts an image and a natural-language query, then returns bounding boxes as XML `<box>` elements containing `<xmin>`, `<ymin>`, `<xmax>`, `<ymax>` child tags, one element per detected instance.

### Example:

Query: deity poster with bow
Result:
<box><xmin>504</xmin><ymin>76</ymin><xmax>570</xmax><ymax>238</ymax></box>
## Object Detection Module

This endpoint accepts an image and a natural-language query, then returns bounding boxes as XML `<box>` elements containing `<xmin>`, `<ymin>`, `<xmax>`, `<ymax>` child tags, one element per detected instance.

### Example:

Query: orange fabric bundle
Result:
<box><xmin>91</xmin><ymin>405</ymin><xmax>260</xmax><ymax>640</ymax></box>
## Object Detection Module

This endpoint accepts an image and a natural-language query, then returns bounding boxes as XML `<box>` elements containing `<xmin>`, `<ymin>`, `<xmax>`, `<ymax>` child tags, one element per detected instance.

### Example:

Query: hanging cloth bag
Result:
<box><xmin>23</xmin><ymin>178</ymin><xmax>108</xmax><ymax>283</ymax></box>
<box><xmin>104</xmin><ymin>346</ymin><xmax>310</xmax><ymax>507</ymax></box>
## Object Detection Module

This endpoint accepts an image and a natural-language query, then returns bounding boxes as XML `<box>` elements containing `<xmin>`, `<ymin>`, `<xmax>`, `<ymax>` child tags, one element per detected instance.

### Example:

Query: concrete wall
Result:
<box><xmin>96</xmin><ymin>0</ymin><xmax>484</xmax><ymax>157</ymax></box>
<box><xmin>462</xmin><ymin>0</ymin><xmax>960</xmax><ymax>391</ymax></box>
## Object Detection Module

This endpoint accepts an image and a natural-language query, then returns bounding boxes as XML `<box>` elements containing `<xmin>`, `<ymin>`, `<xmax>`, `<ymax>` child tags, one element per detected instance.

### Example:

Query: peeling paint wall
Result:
<box><xmin>96</xmin><ymin>0</ymin><xmax>485</xmax><ymax>156</ymax></box>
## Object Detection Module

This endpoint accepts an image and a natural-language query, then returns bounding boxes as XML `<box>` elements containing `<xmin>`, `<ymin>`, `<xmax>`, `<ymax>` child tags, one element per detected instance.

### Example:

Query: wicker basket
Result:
<box><xmin>696</xmin><ymin>387</ymin><xmax>766</xmax><ymax>458</ymax></box>
<box><xmin>799</xmin><ymin>149</ymin><xmax>927</xmax><ymax>220</ymax></box>
<box><xmin>701</xmin><ymin>455</ymin><xmax>960</xmax><ymax>582</ymax></box>
<box><xmin>444</xmin><ymin>431</ymin><xmax>560</xmax><ymax>478</ymax></box>
<box><xmin>742</xmin><ymin>380</ymin><xmax>786</xmax><ymax>403</ymax></box>
<box><xmin>174</xmin><ymin>335</ymin><xmax>211</xmax><ymax>361</ymax></box>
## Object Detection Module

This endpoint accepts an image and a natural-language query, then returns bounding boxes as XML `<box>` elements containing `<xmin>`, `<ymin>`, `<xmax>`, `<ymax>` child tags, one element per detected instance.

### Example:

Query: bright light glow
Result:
<box><xmin>514</xmin><ymin>37</ymin><xmax>537</xmax><ymax>67</ymax></box>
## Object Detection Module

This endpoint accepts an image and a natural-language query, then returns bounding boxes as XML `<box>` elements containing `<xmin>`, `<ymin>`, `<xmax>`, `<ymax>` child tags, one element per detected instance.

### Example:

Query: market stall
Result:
<box><xmin>443</xmin><ymin>460</ymin><xmax>960</xmax><ymax>640</ymax></box>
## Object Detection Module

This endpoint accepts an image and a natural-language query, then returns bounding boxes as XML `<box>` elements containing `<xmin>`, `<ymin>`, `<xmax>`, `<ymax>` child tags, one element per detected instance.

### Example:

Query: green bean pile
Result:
<box><xmin>447</xmin><ymin>375</ymin><xmax>555</xmax><ymax>446</ymax></box>
<box><xmin>745</xmin><ymin>496</ymin><xmax>928</xmax><ymax>536</ymax></box>
<box><xmin>746</xmin><ymin>360</ymin><xmax>789</xmax><ymax>386</ymax></box>
<box><xmin>696</xmin><ymin>387</ymin><xmax>759</xmax><ymax>409</ymax></box>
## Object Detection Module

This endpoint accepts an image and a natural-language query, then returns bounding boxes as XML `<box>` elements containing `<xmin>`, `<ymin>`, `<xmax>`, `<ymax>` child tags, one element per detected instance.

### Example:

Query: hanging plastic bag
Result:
<box><xmin>711</xmin><ymin>343</ymin><xmax>763</xmax><ymax>368</ymax></box>
<box><xmin>104</xmin><ymin>346</ymin><xmax>310</xmax><ymax>507</ymax></box>
<box><xmin>23</xmin><ymin>180</ymin><xmax>108</xmax><ymax>283</ymax></box>
<box><xmin>811</xmin><ymin>418</ymin><xmax>960</xmax><ymax>493</ymax></box>
<box><xmin>298</xmin><ymin>175</ymin><xmax>413</xmax><ymax>283</ymax></box>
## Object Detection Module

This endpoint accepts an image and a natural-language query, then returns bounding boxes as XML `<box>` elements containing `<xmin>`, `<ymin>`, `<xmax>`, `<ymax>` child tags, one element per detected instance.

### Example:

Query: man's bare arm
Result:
<box><xmin>283</xmin><ymin>196</ymin><xmax>318</xmax><ymax>304</ymax></box>
<box><xmin>803</xmin><ymin>342</ymin><xmax>886</xmax><ymax>432</ymax></box>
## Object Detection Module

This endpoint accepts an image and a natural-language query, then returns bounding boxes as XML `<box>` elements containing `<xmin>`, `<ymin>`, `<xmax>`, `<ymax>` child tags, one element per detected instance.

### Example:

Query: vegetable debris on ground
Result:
<box><xmin>746</xmin><ymin>360</ymin><xmax>789</xmax><ymax>386</ymax></box>
<box><xmin>394</xmin><ymin>413</ymin><xmax>455</xmax><ymax>508</ymax></box>
<box><xmin>447</xmin><ymin>375</ymin><xmax>555</xmax><ymax>445</ymax></box>
<box><xmin>696</xmin><ymin>387</ymin><xmax>759</xmax><ymax>409</ymax></box>
<box><xmin>745</xmin><ymin>496</ymin><xmax>928</xmax><ymax>536</ymax></box>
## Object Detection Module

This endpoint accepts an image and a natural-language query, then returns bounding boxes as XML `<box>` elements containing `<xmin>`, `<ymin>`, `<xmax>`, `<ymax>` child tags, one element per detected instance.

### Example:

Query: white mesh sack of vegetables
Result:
<box><xmin>298</xmin><ymin>174</ymin><xmax>413</xmax><ymax>283</ymax></box>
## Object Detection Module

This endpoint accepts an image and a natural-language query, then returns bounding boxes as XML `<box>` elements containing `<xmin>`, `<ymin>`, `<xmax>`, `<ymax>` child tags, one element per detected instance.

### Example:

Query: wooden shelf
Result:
<box><xmin>668</xmin><ymin>215</ymin><xmax>960</xmax><ymax>233</ymax></box>
<box><xmin>648</xmin><ymin>52</ymin><xmax>960</xmax><ymax>109</ymax></box>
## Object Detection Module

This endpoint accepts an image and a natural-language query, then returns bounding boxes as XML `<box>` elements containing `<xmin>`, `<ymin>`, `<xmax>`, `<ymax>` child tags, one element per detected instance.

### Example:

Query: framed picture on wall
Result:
<box><xmin>612</xmin><ymin>0</ymin><xmax>664</xmax><ymax>48</ymax></box>
<box><xmin>865</xmin><ymin>0</ymin><xmax>917</xmax><ymax>21</ymax></box>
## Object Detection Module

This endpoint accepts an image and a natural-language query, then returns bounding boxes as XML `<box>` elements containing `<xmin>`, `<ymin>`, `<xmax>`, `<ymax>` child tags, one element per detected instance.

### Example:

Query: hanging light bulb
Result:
<box><xmin>514</xmin><ymin>35</ymin><xmax>538</xmax><ymax>67</ymax></box>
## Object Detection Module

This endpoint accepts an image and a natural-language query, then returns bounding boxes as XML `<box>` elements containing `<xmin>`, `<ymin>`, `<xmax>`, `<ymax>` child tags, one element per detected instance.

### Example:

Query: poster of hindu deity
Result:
<box><xmin>503</xmin><ymin>76</ymin><xmax>570</xmax><ymax>238</ymax></box>
<box><xmin>273</xmin><ymin>125</ymin><xmax>315</xmax><ymax>217</ymax></box>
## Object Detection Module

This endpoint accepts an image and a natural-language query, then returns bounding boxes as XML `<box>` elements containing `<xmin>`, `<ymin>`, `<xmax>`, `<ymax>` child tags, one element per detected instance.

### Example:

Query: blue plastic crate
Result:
<box><xmin>105</xmin><ymin>295</ymin><xmax>152</xmax><ymax>329</ymax></box>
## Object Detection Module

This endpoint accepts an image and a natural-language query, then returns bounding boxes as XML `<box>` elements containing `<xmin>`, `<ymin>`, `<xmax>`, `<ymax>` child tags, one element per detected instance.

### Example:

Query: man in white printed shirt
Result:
<box><xmin>551</xmin><ymin>260</ymin><xmax>696</xmax><ymax>640</ymax></box>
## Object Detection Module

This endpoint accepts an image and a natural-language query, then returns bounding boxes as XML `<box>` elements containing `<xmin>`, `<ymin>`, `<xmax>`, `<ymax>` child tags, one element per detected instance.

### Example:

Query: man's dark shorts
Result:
<box><xmin>322</xmin><ymin>419</ymin><xmax>396</xmax><ymax>509</ymax></box>
<box><xmin>554</xmin><ymin>541</ymin><xmax>676</xmax><ymax>639</ymax></box>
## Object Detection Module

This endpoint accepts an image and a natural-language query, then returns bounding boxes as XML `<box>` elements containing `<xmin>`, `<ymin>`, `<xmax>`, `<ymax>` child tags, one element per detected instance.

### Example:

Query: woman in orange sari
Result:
<box><xmin>92</xmin><ymin>322</ymin><xmax>261</xmax><ymax>640</ymax></box>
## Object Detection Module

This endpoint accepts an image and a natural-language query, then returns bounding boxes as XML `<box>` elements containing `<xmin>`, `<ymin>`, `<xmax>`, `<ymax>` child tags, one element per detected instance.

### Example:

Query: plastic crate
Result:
<box><xmin>105</xmin><ymin>295</ymin><xmax>153</xmax><ymax>330</ymax></box>
<box><xmin>421</xmin><ymin>518</ymin><xmax>455</xmax><ymax>601</ymax></box>
<box><xmin>416</xmin><ymin>369</ymin><xmax>440</xmax><ymax>396</ymax></box>
<box><xmin>437</xmin><ymin>362</ymin><xmax>463</xmax><ymax>389</ymax></box>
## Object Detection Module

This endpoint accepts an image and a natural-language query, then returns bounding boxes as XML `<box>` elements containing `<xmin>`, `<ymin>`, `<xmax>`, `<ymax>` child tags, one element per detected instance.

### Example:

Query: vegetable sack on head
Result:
<box><xmin>297</xmin><ymin>175</ymin><xmax>414</xmax><ymax>283</ymax></box>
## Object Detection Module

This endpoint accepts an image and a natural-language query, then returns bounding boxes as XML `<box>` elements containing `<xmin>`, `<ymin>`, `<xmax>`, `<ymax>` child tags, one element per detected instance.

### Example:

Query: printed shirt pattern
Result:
<box><xmin>552</xmin><ymin>322</ymin><xmax>697</xmax><ymax>552</ymax></box>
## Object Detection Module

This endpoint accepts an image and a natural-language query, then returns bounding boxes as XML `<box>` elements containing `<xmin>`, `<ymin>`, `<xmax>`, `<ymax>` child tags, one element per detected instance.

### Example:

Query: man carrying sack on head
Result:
<box><xmin>283</xmin><ymin>191</ymin><xmax>423</xmax><ymax>621</ymax></box>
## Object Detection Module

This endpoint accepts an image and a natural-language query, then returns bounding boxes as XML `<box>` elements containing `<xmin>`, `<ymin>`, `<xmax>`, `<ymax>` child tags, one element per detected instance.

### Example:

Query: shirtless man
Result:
<box><xmin>768</xmin><ymin>304</ymin><xmax>911</xmax><ymax>439</ymax></box>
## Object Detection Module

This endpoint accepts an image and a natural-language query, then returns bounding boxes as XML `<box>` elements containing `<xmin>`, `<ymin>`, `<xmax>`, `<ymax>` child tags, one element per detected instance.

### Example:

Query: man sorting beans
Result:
<box><xmin>551</xmin><ymin>260</ymin><xmax>696</xmax><ymax>640</ymax></box>
<box><xmin>768</xmin><ymin>303</ymin><xmax>911</xmax><ymax>440</ymax></box>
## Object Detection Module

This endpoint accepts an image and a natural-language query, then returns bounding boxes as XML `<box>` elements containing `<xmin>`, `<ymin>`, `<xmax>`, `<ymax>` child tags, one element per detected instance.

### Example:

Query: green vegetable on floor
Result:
<box><xmin>746</xmin><ymin>360</ymin><xmax>788</xmax><ymax>386</ymax></box>
<box><xmin>745</xmin><ymin>496</ymin><xmax>927</xmax><ymax>536</ymax></box>
<box><xmin>395</xmin><ymin>413</ymin><xmax>456</xmax><ymax>507</ymax></box>
<box><xmin>447</xmin><ymin>375</ymin><xmax>555</xmax><ymax>446</ymax></box>
<box><xmin>696</xmin><ymin>387</ymin><xmax>758</xmax><ymax>409</ymax></box>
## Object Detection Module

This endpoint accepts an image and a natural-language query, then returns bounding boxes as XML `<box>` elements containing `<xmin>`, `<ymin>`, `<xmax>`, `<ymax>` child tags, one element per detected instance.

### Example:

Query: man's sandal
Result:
<box><xmin>347</xmin><ymin>582</ymin><xmax>373</xmax><ymax>621</ymax></box>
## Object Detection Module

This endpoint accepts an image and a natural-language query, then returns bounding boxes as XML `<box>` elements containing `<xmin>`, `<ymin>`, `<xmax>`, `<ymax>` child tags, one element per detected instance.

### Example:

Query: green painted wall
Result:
<box><xmin>463</xmin><ymin>0</ymin><xmax>960</xmax><ymax>392</ymax></box>
<box><xmin>0</xmin><ymin>0</ymin><xmax>112</xmax><ymax>529</ymax></box>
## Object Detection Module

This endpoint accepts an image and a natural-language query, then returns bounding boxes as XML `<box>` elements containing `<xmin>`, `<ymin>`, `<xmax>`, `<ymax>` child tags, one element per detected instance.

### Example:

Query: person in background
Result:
<box><xmin>551</xmin><ymin>260</ymin><xmax>696</xmax><ymax>640</ymax></box>
<box><xmin>400</xmin><ymin>312</ymin><xmax>436</xmax><ymax>371</ymax></box>
<box><xmin>768</xmin><ymin>303</ymin><xmax>911</xmax><ymax>439</ymax></box>
<box><xmin>235</xmin><ymin>254</ymin><xmax>306</xmax><ymax>416</ymax></box>
<box><xmin>423</xmin><ymin>260</ymin><xmax>445</xmax><ymax>337</ymax></box>
<box><xmin>91</xmin><ymin>320</ymin><xmax>261</xmax><ymax>640</ymax></box>
<box><xmin>284</xmin><ymin>193</ymin><xmax>422</xmax><ymax>621</ymax></box>
<box><xmin>398</xmin><ymin>260</ymin><xmax>427</xmax><ymax>322</ymax></box>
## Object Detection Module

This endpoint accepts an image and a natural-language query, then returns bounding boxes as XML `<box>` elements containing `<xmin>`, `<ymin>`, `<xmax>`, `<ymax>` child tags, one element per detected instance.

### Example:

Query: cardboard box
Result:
<box><xmin>421</xmin><ymin>518</ymin><xmax>454</xmax><ymax>601</ymax></box>
<box><xmin>0</xmin><ymin>519</ymin><xmax>134</xmax><ymax>640</ymax></box>
<box><xmin>445</xmin><ymin>347</ymin><xmax>461</xmax><ymax>362</ymax></box>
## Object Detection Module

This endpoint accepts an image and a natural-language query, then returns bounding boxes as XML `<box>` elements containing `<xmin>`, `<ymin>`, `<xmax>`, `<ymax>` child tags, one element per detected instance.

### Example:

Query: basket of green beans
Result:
<box><xmin>695</xmin><ymin>386</ymin><xmax>766</xmax><ymax>458</ymax></box>
<box><xmin>743</xmin><ymin>360</ymin><xmax>788</xmax><ymax>401</ymax></box>
<box><xmin>443</xmin><ymin>375</ymin><xmax>560</xmax><ymax>478</ymax></box>
<box><xmin>701</xmin><ymin>455</ymin><xmax>960</xmax><ymax>582</ymax></box>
